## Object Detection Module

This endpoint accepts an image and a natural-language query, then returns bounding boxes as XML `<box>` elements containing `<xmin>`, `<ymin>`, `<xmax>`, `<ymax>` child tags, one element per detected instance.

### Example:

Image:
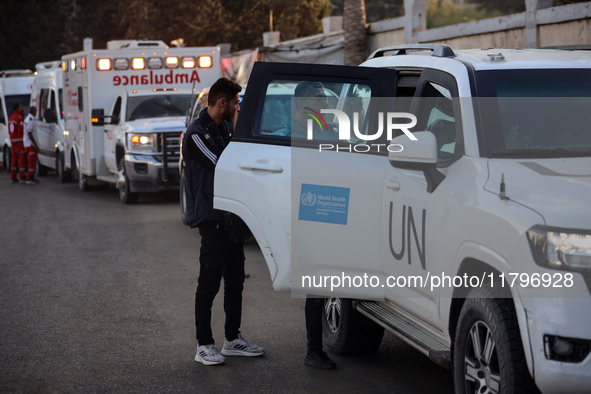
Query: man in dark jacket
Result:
<box><xmin>182</xmin><ymin>78</ymin><xmax>265</xmax><ymax>366</ymax></box>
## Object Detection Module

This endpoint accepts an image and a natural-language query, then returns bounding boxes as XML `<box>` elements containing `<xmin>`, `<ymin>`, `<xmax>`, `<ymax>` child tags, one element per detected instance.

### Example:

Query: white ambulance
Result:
<box><xmin>30</xmin><ymin>61</ymin><xmax>66</xmax><ymax>178</ymax></box>
<box><xmin>61</xmin><ymin>39</ymin><xmax>221</xmax><ymax>203</ymax></box>
<box><xmin>0</xmin><ymin>70</ymin><xmax>34</xmax><ymax>170</ymax></box>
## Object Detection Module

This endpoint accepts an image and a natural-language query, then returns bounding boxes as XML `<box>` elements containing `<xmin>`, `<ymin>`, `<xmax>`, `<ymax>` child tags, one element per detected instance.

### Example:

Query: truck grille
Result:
<box><xmin>157</xmin><ymin>131</ymin><xmax>181</xmax><ymax>182</ymax></box>
<box><xmin>157</xmin><ymin>132</ymin><xmax>181</xmax><ymax>162</ymax></box>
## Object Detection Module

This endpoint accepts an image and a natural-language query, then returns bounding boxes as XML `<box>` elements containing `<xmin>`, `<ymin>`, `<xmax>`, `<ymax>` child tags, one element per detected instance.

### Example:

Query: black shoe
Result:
<box><xmin>26</xmin><ymin>178</ymin><xmax>40</xmax><ymax>184</ymax></box>
<box><xmin>10</xmin><ymin>179</ymin><xmax>18</xmax><ymax>184</ymax></box>
<box><xmin>304</xmin><ymin>349</ymin><xmax>336</xmax><ymax>370</ymax></box>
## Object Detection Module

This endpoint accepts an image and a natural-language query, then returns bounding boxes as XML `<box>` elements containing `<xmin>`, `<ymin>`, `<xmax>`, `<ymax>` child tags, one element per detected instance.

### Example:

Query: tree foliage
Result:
<box><xmin>0</xmin><ymin>0</ymin><xmax>330</xmax><ymax>70</ymax></box>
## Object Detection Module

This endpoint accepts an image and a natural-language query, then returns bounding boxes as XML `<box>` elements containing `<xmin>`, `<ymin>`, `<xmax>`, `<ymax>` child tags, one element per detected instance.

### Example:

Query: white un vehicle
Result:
<box><xmin>215</xmin><ymin>45</ymin><xmax>591</xmax><ymax>393</ymax></box>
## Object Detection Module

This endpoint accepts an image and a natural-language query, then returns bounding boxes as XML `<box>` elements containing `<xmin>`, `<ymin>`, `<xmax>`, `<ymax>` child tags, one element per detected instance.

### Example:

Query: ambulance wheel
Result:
<box><xmin>453</xmin><ymin>286</ymin><xmax>537</xmax><ymax>394</ymax></box>
<box><xmin>37</xmin><ymin>161</ymin><xmax>48</xmax><ymax>177</ymax></box>
<box><xmin>118</xmin><ymin>158</ymin><xmax>139</xmax><ymax>204</ymax></box>
<box><xmin>4</xmin><ymin>146</ymin><xmax>11</xmax><ymax>171</ymax></box>
<box><xmin>72</xmin><ymin>157</ymin><xmax>90</xmax><ymax>191</ymax></box>
<box><xmin>57</xmin><ymin>152</ymin><xmax>71</xmax><ymax>183</ymax></box>
<box><xmin>180</xmin><ymin>169</ymin><xmax>189</xmax><ymax>225</ymax></box>
<box><xmin>322</xmin><ymin>297</ymin><xmax>384</xmax><ymax>355</ymax></box>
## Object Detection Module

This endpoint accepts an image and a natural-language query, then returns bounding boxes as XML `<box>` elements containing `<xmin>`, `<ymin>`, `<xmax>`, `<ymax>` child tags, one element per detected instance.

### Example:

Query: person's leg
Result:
<box><xmin>305</xmin><ymin>297</ymin><xmax>324</xmax><ymax>351</ymax></box>
<box><xmin>26</xmin><ymin>148</ymin><xmax>37</xmax><ymax>180</ymax></box>
<box><xmin>195</xmin><ymin>221</ymin><xmax>226</xmax><ymax>345</ymax></box>
<box><xmin>10</xmin><ymin>144</ymin><xmax>19</xmax><ymax>181</ymax></box>
<box><xmin>17</xmin><ymin>146</ymin><xmax>26</xmax><ymax>181</ymax></box>
<box><xmin>304</xmin><ymin>297</ymin><xmax>336</xmax><ymax>369</ymax></box>
<box><xmin>222</xmin><ymin>238</ymin><xmax>245</xmax><ymax>341</ymax></box>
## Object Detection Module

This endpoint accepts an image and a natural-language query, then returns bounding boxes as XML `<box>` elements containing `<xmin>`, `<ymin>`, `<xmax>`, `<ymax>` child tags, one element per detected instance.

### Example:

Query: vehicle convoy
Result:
<box><xmin>215</xmin><ymin>46</ymin><xmax>591</xmax><ymax>393</ymax></box>
<box><xmin>29</xmin><ymin>61</ymin><xmax>66</xmax><ymax>177</ymax></box>
<box><xmin>0</xmin><ymin>69</ymin><xmax>34</xmax><ymax>170</ymax></box>
<box><xmin>61</xmin><ymin>39</ymin><xmax>221</xmax><ymax>203</ymax></box>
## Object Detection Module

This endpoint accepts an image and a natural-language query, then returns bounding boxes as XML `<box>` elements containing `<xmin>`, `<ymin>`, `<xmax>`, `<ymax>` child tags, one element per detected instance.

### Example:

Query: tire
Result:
<box><xmin>37</xmin><ymin>160</ymin><xmax>48</xmax><ymax>177</ymax></box>
<box><xmin>180</xmin><ymin>169</ymin><xmax>189</xmax><ymax>225</ymax></box>
<box><xmin>453</xmin><ymin>287</ymin><xmax>537</xmax><ymax>394</ymax></box>
<box><xmin>72</xmin><ymin>155</ymin><xmax>91</xmax><ymax>192</ymax></box>
<box><xmin>117</xmin><ymin>158</ymin><xmax>139</xmax><ymax>204</ymax></box>
<box><xmin>4</xmin><ymin>146</ymin><xmax>12</xmax><ymax>172</ymax></box>
<box><xmin>322</xmin><ymin>297</ymin><xmax>384</xmax><ymax>355</ymax></box>
<box><xmin>56</xmin><ymin>152</ymin><xmax>71</xmax><ymax>183</ymax></box>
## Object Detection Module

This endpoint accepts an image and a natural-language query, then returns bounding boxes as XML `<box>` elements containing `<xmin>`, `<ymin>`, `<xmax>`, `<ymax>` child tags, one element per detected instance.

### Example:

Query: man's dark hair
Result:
<box><xmin>208</xmin><ymin>78</ymin><xmax>242</xmax><ymax>106</ymax></box>
<box><xmin>295</xmin><ymin>81</ymin><xmax>324</xmax><ymax>98</ymax></box>
<box><xmin>12</xmin><ymin>102</ymin><xmax>21</xmax><ymax>111</ymax></box>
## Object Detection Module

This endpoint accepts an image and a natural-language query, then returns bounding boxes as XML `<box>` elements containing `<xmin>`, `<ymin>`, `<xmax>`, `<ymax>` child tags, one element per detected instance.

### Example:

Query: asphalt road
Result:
<box><xmin>0</xmin><ymin>168</ymin><xmax>455</xmax><ymax>393</ymax></box>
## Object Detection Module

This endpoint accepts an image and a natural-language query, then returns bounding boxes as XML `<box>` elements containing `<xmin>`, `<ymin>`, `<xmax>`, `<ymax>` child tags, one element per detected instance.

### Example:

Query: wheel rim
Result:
<box><xmin>324</xmin><ymin>297</ymin><xmax>341</xmax><ymax>333</ymax></box>
<box><xmin>464</xmin><ymin>321</ymin><xmax>501</xmax><ymax>394</ymax></box>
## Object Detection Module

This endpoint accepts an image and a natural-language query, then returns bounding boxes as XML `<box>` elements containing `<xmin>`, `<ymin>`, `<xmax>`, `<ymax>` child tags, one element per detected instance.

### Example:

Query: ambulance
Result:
<box><xmin>0</xmin><ymin>70</ymin><xmax>34</xmax><ymax>171</ymax></box>
<box><xmin>61</xmin><ymin>39</ymin><xmax>221</xmax><ymax>203</ymax></box>
<box><xmin>29</xmin><ymin>61</ymin><xmax>66</xmax><ymax>178</ymax></box>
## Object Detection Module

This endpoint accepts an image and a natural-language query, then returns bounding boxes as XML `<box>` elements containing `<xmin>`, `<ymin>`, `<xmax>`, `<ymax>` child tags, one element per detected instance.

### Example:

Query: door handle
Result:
<box><xmin>239</xmin><ymin>161</ymin><xmax>283</xmax><ymax>173</ymax></box>
<box><xmin>385</xmin><ymin>178</ymin><xmax>400</xmax><ymax>191</ymax></box>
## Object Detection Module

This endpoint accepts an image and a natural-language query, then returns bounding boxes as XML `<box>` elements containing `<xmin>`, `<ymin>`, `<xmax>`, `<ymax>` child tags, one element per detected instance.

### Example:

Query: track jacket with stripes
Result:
<box><xmin>182</xmin><ymin>108</ymin><xmax>231</xmax><ymax>228</ymax></box>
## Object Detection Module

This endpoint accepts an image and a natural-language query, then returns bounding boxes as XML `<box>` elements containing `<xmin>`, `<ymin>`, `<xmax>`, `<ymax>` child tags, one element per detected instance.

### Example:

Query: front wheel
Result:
<box><xmin>56</xmin><ymin>152</ymin><xmax>71</xmax><ymax>183</ymax></box>
<box><xmin>117</xmin><ymin>158</ymin><xmax>139</xmax><ymax>204</ymax></box>
<box><xmin>322</xmin><ymin>297</ymin><xmax>384</xmax><ymax>355</ymax></box>
<box><xmin>453</xmin><ymin>287</ymin><xmax>537</xmax><ymax>394</ymax></box>
<box><xmin>4</xmin><ymin>145</ymin><xmax>12</xmax><ymax>172</ymax></box>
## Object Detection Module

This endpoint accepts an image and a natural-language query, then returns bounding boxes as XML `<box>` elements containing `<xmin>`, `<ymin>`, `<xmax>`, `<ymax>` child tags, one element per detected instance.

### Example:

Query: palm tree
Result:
<box><xmin>343</xmin><ymin>0</ymin><xmax>367</xmax><ymax>66</ymax></box>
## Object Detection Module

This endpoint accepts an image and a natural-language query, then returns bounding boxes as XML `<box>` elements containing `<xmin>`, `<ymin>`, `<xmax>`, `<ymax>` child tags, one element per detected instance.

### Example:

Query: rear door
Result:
<box><xmin>215</xmin><ymin>62</ymin><xmax>397</xmax><ymax>295</ymax></box>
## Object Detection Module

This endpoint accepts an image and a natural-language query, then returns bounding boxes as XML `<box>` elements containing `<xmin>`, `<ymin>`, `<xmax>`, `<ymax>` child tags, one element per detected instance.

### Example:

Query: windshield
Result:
<box><xmin>126</xmin><ymin>94</ymin><xmax>191</xmax><ymax>121</ymax></box>
<box><xmin>5</xmin><ymin>94</ymin><xmax>31</xmax><ymax>117</ymax></box>
<box><xmin>475</xmin><ymin>69</ymin><xmax>591</xmax><ymax>158</ymax></box>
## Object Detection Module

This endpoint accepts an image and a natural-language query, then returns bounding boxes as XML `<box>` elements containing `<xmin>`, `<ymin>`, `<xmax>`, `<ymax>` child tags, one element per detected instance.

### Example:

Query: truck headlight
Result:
<box><xmin>128</xmin><ymin>134</ymin><xmax>156</xmax><ymax>152</ymax></box>
<box><xmin>527</xmin><ymin>225</ymin><xmax>591</xmax><ymax>271</ymax></box>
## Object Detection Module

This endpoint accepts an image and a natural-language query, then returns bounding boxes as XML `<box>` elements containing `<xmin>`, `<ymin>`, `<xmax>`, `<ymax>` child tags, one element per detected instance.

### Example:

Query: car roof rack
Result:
<box><xmin>368</xmin><ymin>44</ymin><xmax>456</xmax><ymax>60</ymax></box>
<box><xmin>538</xmin><ymin>44</ymin><xmax>591</xmax><ymax>51</ymax></box>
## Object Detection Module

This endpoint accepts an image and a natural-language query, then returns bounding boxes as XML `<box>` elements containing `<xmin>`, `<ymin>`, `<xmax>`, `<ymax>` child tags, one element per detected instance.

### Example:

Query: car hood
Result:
<box><xmin>484</xmin><ymin>158</ymin><xmax>591</xmax><ymax>229</ymax></box>
<box><xmin>125</xmin><ymin>116</ymin><xmax>186</xmax><ymax>132</ymax></box>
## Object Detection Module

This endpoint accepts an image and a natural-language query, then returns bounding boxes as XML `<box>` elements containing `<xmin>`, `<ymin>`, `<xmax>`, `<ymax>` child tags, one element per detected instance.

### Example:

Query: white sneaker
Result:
<box><xmin>221</xmin><ymin>334</ymin><xmax>265</xmax><ymax>357</ymax></box>
<box><xmin>195</xmin><ymin>344</ymin><xmax>225</xmax><ymax>365</ymax></box>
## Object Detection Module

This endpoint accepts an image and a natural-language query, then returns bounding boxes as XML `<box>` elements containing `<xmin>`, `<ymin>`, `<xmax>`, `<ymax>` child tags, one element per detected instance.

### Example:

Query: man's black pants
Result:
<box><xmin>195</xmin><ymin>220</ymin><xmax>245</xmax><ymax>345</ymax></box>
<box><xmin>305</xmin><ymin>297</ymin><xmax>325</xmax><ymax>352</ymax></box>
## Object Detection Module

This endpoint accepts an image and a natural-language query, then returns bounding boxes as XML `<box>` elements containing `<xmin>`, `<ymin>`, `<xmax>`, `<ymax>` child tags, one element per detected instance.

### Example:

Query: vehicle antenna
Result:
<box><xmin>499</xmin><ymin>173</ymin><xmax>508</xmax><ymax>200</ymax></box>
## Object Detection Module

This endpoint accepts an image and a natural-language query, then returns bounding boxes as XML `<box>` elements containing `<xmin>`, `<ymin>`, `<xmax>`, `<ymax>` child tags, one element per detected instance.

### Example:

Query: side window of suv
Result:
<box><xmin>255</xmin><ymin>79</ymin><xmax>373</xmax><ymax>144</ymax></box>
<box><xmin>414</xmin><ymin>74</ymin><xmax>462</xmax><ymax>163</ymax></box>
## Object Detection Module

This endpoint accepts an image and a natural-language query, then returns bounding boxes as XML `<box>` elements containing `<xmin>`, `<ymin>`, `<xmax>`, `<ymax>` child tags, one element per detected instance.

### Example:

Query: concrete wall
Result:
<box><xmin>367</xmin><ymin>1</ymin><xmax>591</xmax><ymax>52</ymax></box>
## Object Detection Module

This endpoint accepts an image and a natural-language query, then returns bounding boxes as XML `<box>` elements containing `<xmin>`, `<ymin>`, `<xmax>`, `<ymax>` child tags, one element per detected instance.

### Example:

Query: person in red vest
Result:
<box><xmin>8</xmin><ymin>103</ymin><xmax>26</xmax><ymax>183</ymax></box>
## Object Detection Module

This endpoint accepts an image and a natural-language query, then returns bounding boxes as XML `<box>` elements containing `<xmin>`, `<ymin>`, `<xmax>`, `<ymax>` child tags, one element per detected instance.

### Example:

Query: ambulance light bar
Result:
<box><xmin>148</xmin><ymin>57</ymin><xmax>162</xmax><ymax>69</ymax></box>
<box><xmin>114</xmin><ymin>58</ymin><xmax>129</xmax><ymax>70</ymax></box>
<box><xmin>198</xmin><ymin>56</ymin><xmax>212</xmax><ymax>68</ymax></box>
<box><xmin>165</xmin><ymin>57</ymin><xmax>179</xmax><ymax>68</ymax></box>
<box><xmin>97</xmin><ymin>58</ymin><xmax>112</xmax><ymax>71</ymax></box>
<box><xmin>182</xmin><ymin>57</ymin><xmax>196</xmax><ymax>68</ymax></box>
<box><xmin>132</xmin><ymin>58</ymin><xmax>145</xmax><ymax>70</ymax></box>
<box><xmin>96</xmin><ymin>55</ymin><xmax>211</xmax><ymax>71</ymax></box>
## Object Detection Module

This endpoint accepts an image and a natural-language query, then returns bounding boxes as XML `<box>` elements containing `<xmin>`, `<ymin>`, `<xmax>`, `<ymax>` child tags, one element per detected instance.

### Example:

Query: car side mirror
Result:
<box><xmin>389</xmin><ymin>131</ymin><xmax>445</xmax><ymax>193</ymax></box>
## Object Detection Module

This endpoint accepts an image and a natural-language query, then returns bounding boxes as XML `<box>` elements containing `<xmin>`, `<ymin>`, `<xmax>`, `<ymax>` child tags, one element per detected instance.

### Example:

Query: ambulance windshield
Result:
<box><xmin>126</xmin><ymin>94</ymin><xmax>192</xmax><ymax>121</ymax></box>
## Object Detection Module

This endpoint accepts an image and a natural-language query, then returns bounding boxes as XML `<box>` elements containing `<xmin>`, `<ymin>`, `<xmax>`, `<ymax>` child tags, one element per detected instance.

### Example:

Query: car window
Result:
<box><xmin>418</xmin><ymin>82</ymin><xmax>457</xmax><ymax>160</ymax></box>
<box><xmin>255</xmin><ymin>79</ymin><xmax>373</xmax><ymax>143</ymax></box>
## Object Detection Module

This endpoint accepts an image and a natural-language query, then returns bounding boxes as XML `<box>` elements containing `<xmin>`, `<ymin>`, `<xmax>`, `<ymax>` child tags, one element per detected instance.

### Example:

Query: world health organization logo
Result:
<box><xmin>301</xmin><ymin>191</ymin><xmax>317</xmax><ymax>207</ymax></box>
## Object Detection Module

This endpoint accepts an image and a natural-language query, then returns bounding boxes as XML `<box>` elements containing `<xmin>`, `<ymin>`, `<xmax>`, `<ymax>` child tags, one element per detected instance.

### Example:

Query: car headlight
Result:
<box><xmin>128</xmin><ymin>133</ymin><xmax>155</xmax><ymax>152</ymax></box>
<box><xmin>527</xmin><ymin>225</ymin><xmax>591</xmax><ymax>271</ymax></box>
